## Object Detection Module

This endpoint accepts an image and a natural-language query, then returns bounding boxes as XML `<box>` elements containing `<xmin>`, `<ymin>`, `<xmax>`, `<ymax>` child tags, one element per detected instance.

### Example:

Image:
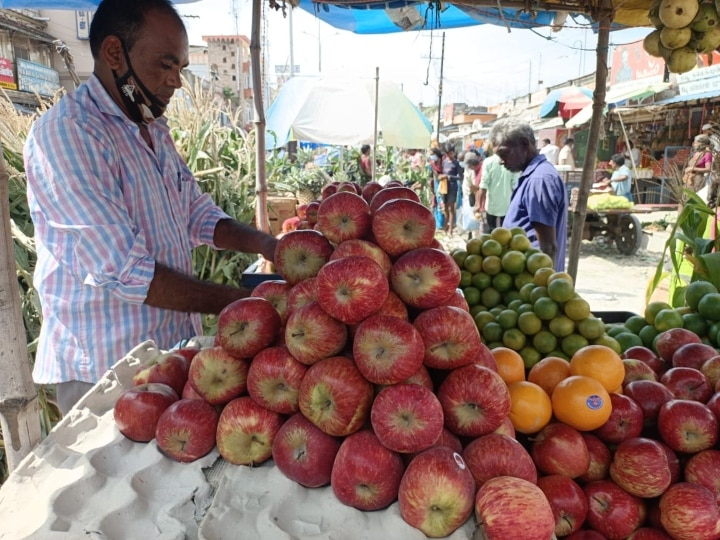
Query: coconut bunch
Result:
<box><xmin>643</xmin><ymin>0</ymin><xmax>720</xmax><ymax>73</ymax></box>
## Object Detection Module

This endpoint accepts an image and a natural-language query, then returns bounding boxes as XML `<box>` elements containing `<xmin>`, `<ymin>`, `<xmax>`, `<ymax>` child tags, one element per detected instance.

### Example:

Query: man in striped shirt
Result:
<box><xmin>24</xmin><ymin>0</ymin><xmax>278</xmax><ymax>414</ymax></box>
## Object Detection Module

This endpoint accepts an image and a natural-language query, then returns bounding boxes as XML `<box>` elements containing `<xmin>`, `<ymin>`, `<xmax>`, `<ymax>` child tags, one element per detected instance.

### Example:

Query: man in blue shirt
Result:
<box><xmin>490</xmin><ymin>119</ymin><xmax>568</xmax><ymax>271</ymax></box>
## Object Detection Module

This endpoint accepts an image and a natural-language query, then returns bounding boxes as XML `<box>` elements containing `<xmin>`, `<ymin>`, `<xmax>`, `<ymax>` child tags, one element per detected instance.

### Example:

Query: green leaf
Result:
<box><xmin>698</xmin><ymin>252</ymin><xmax>720</xmax><ymax>290</ymax></box>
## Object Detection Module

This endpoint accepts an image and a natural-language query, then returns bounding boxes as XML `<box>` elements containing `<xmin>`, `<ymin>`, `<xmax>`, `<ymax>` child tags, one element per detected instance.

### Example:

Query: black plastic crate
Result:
<box><xmin>593</xmin><ymin>311</ymin><xmax>640</xmax><ymax>324</ymax></box>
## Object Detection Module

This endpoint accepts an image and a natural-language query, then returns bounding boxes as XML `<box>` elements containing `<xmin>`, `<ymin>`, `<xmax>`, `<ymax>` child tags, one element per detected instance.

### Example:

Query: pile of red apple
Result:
<box><xmin>113</xmin><ymin>179</ymin><xmax>720</xmax><ymax>540</ymax></box>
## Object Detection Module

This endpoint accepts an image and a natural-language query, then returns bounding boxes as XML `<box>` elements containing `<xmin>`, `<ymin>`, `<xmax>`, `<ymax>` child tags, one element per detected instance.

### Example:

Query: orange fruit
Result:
<box><xmin>569</xmin><ymin>344</ymin><xmax>625</xmax><ymax>392</ymax></box>
<box><xmin>551</xmin><ymin>375</ymin><xmax>612</xmax><ymax>431</ymax></box>
<box><xmin>491</xmin><ymin>346</ymin><xmax>526</xmax><ymax>384</ymax></box>
<box><xmin>527</xmin><ymin>356</ymin><xmax>571</xmax><ymax>396</ymax></box>
<box><xmin>507</xmin><ymin>381</ymin><xmax>553</xmax><ymax>434</ymax></box>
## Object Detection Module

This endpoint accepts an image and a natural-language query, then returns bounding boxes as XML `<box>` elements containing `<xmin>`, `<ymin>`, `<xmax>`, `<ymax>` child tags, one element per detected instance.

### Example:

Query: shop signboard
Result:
<box><xmin>0</xmin><ymin>57</ymin><xmax>16</xmax><ymax>90</ymax></box>
<box><xmin>17</xmin><ymin>59</ymin><xmax>60</xmax><ymax>97</ymax></box>
<box><xmin>676</xmin><ymin>62</ymin><xmax>720</xmax><ymax>96</ymax></box>
<box><xmin>610</xmin><ymin>42</ymin><xmax>665</xmax><ymax>86</ymax></box>
<box><xmin>76</xmin><ymin>11</ymin><xmax>93</xmax><ymax>40</ymax></box>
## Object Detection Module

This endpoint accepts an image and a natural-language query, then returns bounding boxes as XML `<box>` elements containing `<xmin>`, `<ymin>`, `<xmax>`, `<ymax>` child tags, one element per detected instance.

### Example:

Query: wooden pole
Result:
<box><xmin>0</xmin><ymin>141</ymin><xmax>42</xmax><ymax>471</ymax></box>
<box><xmin>251</xmin><ymin>0</ymin><xmax>270</xmax><ymax>236</ymax></box>
<box><xmin>567</xmin><ymin>2</ymin><xmax>612</xmax><ymax>281</ymax></box>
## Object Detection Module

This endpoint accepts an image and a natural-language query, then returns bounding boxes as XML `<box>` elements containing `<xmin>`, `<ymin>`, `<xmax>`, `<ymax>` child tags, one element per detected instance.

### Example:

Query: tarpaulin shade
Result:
<box><xmin>0</xmin><ymin>0</ymin><xmax>195</xmax><ymax>6</ymax></box>
<box><xmin>265</xmin><ymin>74</ymin><xmax>432</xmax><ymax>149</ymax></box>
<box><xmin>539</xmin><ymin>86</ymin><xmax>593</xmax><ymax>119</ymax></box>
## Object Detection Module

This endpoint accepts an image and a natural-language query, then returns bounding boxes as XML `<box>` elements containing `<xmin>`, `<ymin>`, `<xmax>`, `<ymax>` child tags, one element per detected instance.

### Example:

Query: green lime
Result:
<box><xmin>459</xmin><ymin>270</ymin><xmax>473</xmax><ymax>288</ymax></box>
<box><xmin>577</xmin><ymin>317</ymin><xmax>606</xmax><ymax>340</ymax></box>
<box><xmin>526</xmin><ymin>252</ymin><xmax>554</xmax><ymax>274</ymax></box>
<box><xmin>471</xmin><ymin>272</ymin><xmax>492</xmax><ymax>290</ymax></box>
<box><xmin>452</xmin><ymin>249</ymin><xmax>468</xmax><ymax>269</ymax></box>
<box><xmin>470</xmin><ymin>304</ymin><xmax>488</xmax><ymax>318</ymax></box>
<box><xmin>698</xmin><ymin>293</ymin><xmax>720</xmax><ymax>322</ymax></box>
<box><xmin>547</xmin><ymin>350</ymin><xmax>570</xmax><ymax>361</ymax></box>
<box><xmin>492</xmin><ymin>272</ymin><xmax>514</xmax><ymax>293</ymax></box>
<box><xmin>497</xmin><ymin>309</ymin><xmax>519</xmax><ymax>330</ymax></box>
<box><xmin>685</xmin><ymin>280</ymin><xmax>719</xmax><ymax>312</ymax></box>
<box><xmin>487</xmin><ymin>341</ymin><xmax>504</xmax><ymax>350</ymax></box>
<box><xmin>482</xmin><ymin>322</ymin><xmax>503</xmax><ymax>343</ymax></box>
<box><xmin>645</xmin><ymin>301</ymin><xmax>672</xmax><ymax>325</ymax></box>
<box><xmin>490</xmin><ymin>306</ymin><xmax>505</xmax><ymax>317</ymax></box>
<box><xmin>563</xmin><ymin>297</ymin><xmax>591</xmax><ymax>321</ymax></box>
<box><xmin>481</xmin><ymin>287</ymin><xmax>502</xmax><ymax>309</ymax></box>
<box><xmin>466</xmin><ymin>238</ymin><xmax>484</xmax><ymax>256</ymax></box>
<box><xmin>654</xmin><ymin>308</ymin><xmax>684</xmax><ymax>332</ymax></box>
<box><xmin>474</xmin><ymin>311</ymin><xmax>496</xmax><ymax>331</ymax></box>
<box><xmin>534</xmin><ymin>297</ymin><xmax>559</xmax><ymax>321</ymax></box>
<box><xmin>682</xmin><ymin>312</ymin><xmax>709</xmax><ymax>337</ymax></box>
<box><xmin>464</xmin><ymin>254</ymin><xmax>484</xmax><ymax>274</ymax></box>
<box><xmin>518</xmin><ymin>311</ymin><xmax>543</xmax><ymax>335</ymax></box>
<box><xmin>530</xmin><ymin>286</ymin><xmax>549</xmax><ymax>304</ymax></box>
<box><xmin>562</xmin><ymin>333</ymin><xmax>590</xmax><ymax>357</ymax></box>
<box><xmin>548</xmin><ymin>315</ymin><xmax>576</xmax><ymax>338</ymax></box>
<box><xmin>462</xmin><ymin>287</ymin><xmax>481</xmax><ymax>307</ymax></box>
<box><xmin>607</xmin><ymin>324</ymin><xmax>629</xmax><ymax>338</ymax></box>
<box><xmin>502</xmin><ymin>328</ymin><xmax>527</xmax><ymax>351</ymax></box>
<box><xmin>508</xmin><ymin>299</ymin><xmax>524</xmax><ymax>311</ymax></box>
<box><xmin>547</xmin><ymin>278</ymin><xmax>575</xmax><ymax>303</ymax></box>
<box><xmin>520</xmin><ymin>346</ymin><xmax>542</xmax><ymax>369</ymax></box>
<box><xmin>517</xmin><ymin>303</ymin><xmax>535</xmax><ymax>315</ymax></box>
<box><xmin>501</xmin><ymin>250</ymin><xmax>526</xmax><ymax>275</ymax></box>
<box><xmin>614</xmin><ymin>332</ymin><xmax>644</xmax><ymax>353</ymax></box>
<box><xmin>638</xmin><ymin>324</ymin><xmax>660</xmax><ymax>350</ymax></box>
<box><xmin>519</xmin><ymin>283</ymin><xmax>536</xmax><ymax>303</ymax></box>
<box><xmin>623</xmin><ymin>315</ymin><xmax>649</xmax><ymax>335</ymax></box>
<box><xmin>533</xmin><ymin>267</ymin><xmax>555</xmax><ymax>287</ymax></box>
<box><xmin>709</xmin><ymin>322</ymin><xmax>720</xmax><ymax>347</ymax></box>
<box><xmin>481</xmin><ymin>239</ymin><xmax>504</xmax><ymax>257</ymax></box>
<box><xmin>510</xmin><ymin>227</ymin><xmax>527</xmax><ymax>238</ymax></box>
<box><xmin>510</xmin><ymin>234</ymin><xmax>532</xmax><ymax>252</ymax></box>
<box><xmin>481</xmin><ymin>256</ymin><xmax>503</xmax><ymax>276</ymax></box>
<box><xmin>514</xmin><ymin>272</ymin><xmax>535</xmax><ymax>290</ymax></box>
<box><xmin>533</xmin><ymin>330</ymin><xmax>558</xmax><ymax>354</ymax></box>
<box><xmin>592</xmin><ymin>334</ymin><xmax>622</xmax><ymax>354</ymax></box>
<box><xmin>503</xmin><ymin>290</ymin><xmax>522</xmax><ymax>305</ymax></box>
<box><xmin>490</xmin><ymin>227</ymin><xmax>513</xmax><ymax>247</ymax></box>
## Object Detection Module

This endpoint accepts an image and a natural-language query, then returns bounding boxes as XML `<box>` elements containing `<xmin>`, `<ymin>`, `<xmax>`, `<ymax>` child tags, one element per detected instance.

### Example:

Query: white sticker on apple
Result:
<box><xmin>453</xmin><ymin>452</ymin><xmax>466</xmax><ymax>470</ymax></box>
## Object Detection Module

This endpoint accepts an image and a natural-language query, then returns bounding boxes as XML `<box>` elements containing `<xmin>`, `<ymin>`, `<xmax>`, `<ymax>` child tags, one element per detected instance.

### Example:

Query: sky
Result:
<box><xmin>177</xmin><ymin>0</ymin><xmax>652</xmax><ymax>108</ymax></box>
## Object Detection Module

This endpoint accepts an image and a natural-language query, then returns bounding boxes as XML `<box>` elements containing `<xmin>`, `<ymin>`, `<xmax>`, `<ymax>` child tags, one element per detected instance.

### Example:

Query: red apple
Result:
<box><xmin>398</xmin><ymin>447</ymin><xmax>476</xmax><ymax>538</ymax></box>
<box><xmin>531</xmin><ymin>422</ymin><xmax>590</xmax><ymax>479</ymax></box>
<box><xmin>437</xmin><ymin>364</ymin><xmax>510</xmax><ymax>437</ymax></box>
<box><xmin>579</xmin><ymin>433</ymin><xmax>612</xmax><ymax>482</ymax></box>
<box><xmin>390</xmin><ymin>247</ymin><xmax>460</xmax><ymax>310</ymax></box>
<box><xmin>671</xmin><ymin>342</ymin><xmax>719</xmax><ymax>371</ymax></box>
<box><xmin>315</xmin><ymin>255</ymin><xmax>389</xmax><ymax>325</ymax></box>
<box><xmin>661</xmin><ymin>366</ymin><xmax>713</xmax><ymax>402</ymax></box>
<box><xmin>215</xmin><ymin>396</ymin><xmax>283</xmax><ymax>466</ymax></box>
<box><xmin>413</xmin><ymin>305</ymin><xmax>484</xmax><ymax>370</ymax></box>
<box><xmin>271</xmin><ymin>412</ymin><xmax>341</xmax><ymax>488</ymax></box>
<box><xmin>171</xmin><ymin>346</ymin><xmax>201</xmax><ymax>364</ymax></box>
<box><xmin>659</xmin><ymin>440</ymin><xmax>681</xmax><ymax>484</ymax></box>
<box><xmin>707</xmin><ymin>391</ymin><xmax>720</xmax><ymax>422</ymax></box>
<box><xmin>657</xmin><ymin>399</ymin><xmax>719</xmax><ymax>453</ymax></box>
<box><xmin>701</xmin><ymin>355</ymin><xmax>720</xmax><ymax>388</ymax></box>
<box><xmin>368</xmin><ymin>185</ymin><xmax>421</xmax><ymax>214</ymax></box>
<box><xmin>684</xmin><ymin>449</ymin><xmax>720</xmax><ymax>502</ymax></box>
<box><xmin>372</xmin><ymin>199</ymin><xmax>436</xmax><ymax>257</ymax></box>
<box><xmin>132</xmin><ymin>351</ymin><xmax>189</xmax><ymax>397</ymax></box>
<box><xmin>188</xmin><ymin>346</ymin><xmax>249</xmax><ymax>405</ymax></box>
<box><xmin>623</xmin><ymin>379</ymin><xmax>674</xmax><ymax>426</ymax></box>
<box><xmin>335</xmin><ymin>181</ymin><xmax>359</xmax><ymax>194</ymax></box>
<box><xmin>475</xmin><ymin>476</ymin><xmax>555</xmax><ymax>540</ymax></box>
<box><xmin>250</xmin><ymin>279</ymin><xmax>292</xmax><ymax>324</ymax></box>
<box><xmin>622</xmin><ymin>359</ymin><xmax>659</xmax><ymax>385</ymax></box>
<box><xmin>583</xmin><ymin>480</ymin><xmax>646</xmax><ymax>539</ymax></box>
<box><xmin>296</xmin><ymin>203</ymin><xmax>308</xmax><ymax>220</ymax></box>
<box><xmin>286</xmin><ymin>277</ymin><xmax>318</xmax><ymax>314</ymax></box>
<box><xmin>402</xmin><ymin>364</ymin><xmax>434</xmax><ymax>391</ymax></box>
<box><xmin>114</xmin><ymin>383</ymin><xmax>179</xmax><ymax>442</ymax></box>
<box><xmin>320</xmin><ymin>182</ymin><xmax>338</xmax><ymax>199</ymax></box>
<box><xmin>353</xmin><ymin>315</ymin><xmax>424</xmax><ymax>385</ymax></box>
<box><xmin>330</xmin><ymin>429</ymin><xmax>404</xmax><ymax>511</ymax></box>
<box><xmin>361</xmin><ymin>181</ymin><xmax>382</xmax><ymax>204</ymax></box>
<box><xmin>273</xmin><ymin>229</ymin><xmax>334</xmax><ymax>285</ymax></box>
<box><xmin>627</xmin><ymin>528</ymin><xmax>672</xmax><ymax>539</ymax></box>
<box><xmin>659</xmin><ymin>483</ymin><xmax>720</xmax><ymax>540</ymax></box>
<box><xmin>315</xmin><ymin>191</ymin><xmax>372</xmax><ymax>244</ymax></box>
<box><xmin>462</xmin><ymin>433</ymin><xmax>537</xmax><ymax>488</ymax></box>
<box><xmin>655</xmin><ymin>328</ymin><xmax>702</xmax><ymax>363</ymax></box>
<box><xmin>284</xmin><ymin>301</ymin><xmax>347</xmax><ymax>366</ymax></box>
<box><xmin>494</xmin><ymin>415</ymin><xmax>516</xmax><ymax>438</ymax></box>
<box><xmin>537</xmin><ymin>474</ymin><xmax>589</xmax><ymax>537</ymax></box>
<box><xmin>297</xmin><ymin>356</ymin><xmax>374</xmax><ymax>437</ymax></box>
<box><xmin>155</xmin><ymin>398</ymin><xmax>219</xmax><ymax>463</ymax></box>
<box><xmin>305</xmin><ymin>200</ymin><xmax>320</xmax><ymax>225</ymax></box>
<box><xmin>623</xmin><ymin>345</ymin><xmax>667</xmax><ymax>376</ymax></box>
<box><xmin>593</xmin><ymin>392</ymin><xmax>644</xmax><ymax>444</ymax></box>
<box><xmin>246</xmin><ymin>345</ymin><xmax>307</xmax><ymax>414</ymax></box>
<box><xmin>215</xmin><ymin>297</ymin><xmax>281</xmax><ymax>359</ymax></box>
<box><xmin>373</xmin><ymin>290</ymin><xmax>409</xmax><ymax>320</ymax></box>
<box><xmin>609</xmin><ymin>437</ymin><xmax>673</xmax><ymax>498</ymax></box>
<box><xmin>181</xmin><ymin>379</ymin><xmax>204</xmax><ymax>400</ymax></box>
<box><xmin>371</xmin><ymin>384</ymin><xmax>444</xmax><ymax>454</ymax></box>
<box><xmin>439</xmin><ymin>289</ymin><xmax>470</xmax><ymax>312</ymax></box>
<box><xmin>329</xmin><ymin>239</ymin><xmax>392</xmax><ymax>276</ymax></box>
<box><xmin>565</xmin><ymin>531</ymin><xmax>608</xmax><ymax>540</ymax></box>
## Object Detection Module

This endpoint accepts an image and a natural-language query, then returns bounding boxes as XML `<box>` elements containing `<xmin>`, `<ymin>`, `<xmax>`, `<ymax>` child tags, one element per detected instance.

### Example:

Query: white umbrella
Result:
<box><xmin>265</xmin><ymin>74</ymin><xmax>432</xmax><ymax>150</ymax></box>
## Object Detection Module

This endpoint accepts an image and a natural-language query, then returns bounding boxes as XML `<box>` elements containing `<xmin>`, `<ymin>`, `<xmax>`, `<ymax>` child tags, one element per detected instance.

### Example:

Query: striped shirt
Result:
<box><xmin>25</xmin><ymin>75</ymin><xmax>230</xmax><ymax>384</ymax></box>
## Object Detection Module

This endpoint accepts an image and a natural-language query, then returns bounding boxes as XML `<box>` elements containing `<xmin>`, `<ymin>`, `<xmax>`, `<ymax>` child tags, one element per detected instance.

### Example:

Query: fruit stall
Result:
<box><xmin>2</xmin><ymin>179</ymin><xmax>720</xmax><ymax>540</ymax></box>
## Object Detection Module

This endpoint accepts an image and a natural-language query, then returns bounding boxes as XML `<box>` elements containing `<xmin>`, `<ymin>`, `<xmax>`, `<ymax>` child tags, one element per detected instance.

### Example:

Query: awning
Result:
<box><xmin>652</xmin><ymin>89</ymin><xmax>720</xmax><ymax>106</ymax></box>
<box><xmin>565</xmin><ymin>80</ymin><xmax>672</xmax><ymax>128</ymax></box>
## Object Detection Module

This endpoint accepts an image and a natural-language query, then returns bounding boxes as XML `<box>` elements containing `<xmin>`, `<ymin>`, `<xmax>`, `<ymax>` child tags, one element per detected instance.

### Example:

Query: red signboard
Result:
<box><xmin>610</xmin><ymin>42</ymin><xmax>665</xmax><ymax>86</ymax></box>
<box><xmin>0</xmin><ymin>57</ymin><xmax>16</xmax><ymax>90</ymax></box>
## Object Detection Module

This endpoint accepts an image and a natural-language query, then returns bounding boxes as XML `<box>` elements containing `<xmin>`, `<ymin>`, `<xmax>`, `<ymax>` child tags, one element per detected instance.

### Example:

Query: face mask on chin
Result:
<box><xmin>112</xmin><ymin>41</ymin><xmax>166</xmax><ymax>125</ymax></box>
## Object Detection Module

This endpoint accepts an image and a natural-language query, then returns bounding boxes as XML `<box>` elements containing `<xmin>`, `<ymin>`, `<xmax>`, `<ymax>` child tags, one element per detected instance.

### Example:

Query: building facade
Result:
<box><xmin>202</xmin><ymin>34</ymin><xmax>253</xmax><ymax>127</ymax></box>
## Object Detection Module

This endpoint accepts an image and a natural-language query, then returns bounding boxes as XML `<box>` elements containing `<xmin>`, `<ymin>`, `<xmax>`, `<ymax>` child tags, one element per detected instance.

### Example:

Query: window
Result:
<box><xmin>222</xmin><ymin>45</ymin><xmax>226</xmax><ymax>51</ymax></box>
<box><xmin>14</xmin><ymin>46</ymin><xmax>30</xmax><ymax>60</ymax></box>
<box><xmin>232</xmin><ymin>75</ymin><xmax>236</xmax><ymax>81</ymax></box>
<box><xmin>223</xmin><ymin>57</ymin><xmax>227</xmax><ymax>63</ymax></box>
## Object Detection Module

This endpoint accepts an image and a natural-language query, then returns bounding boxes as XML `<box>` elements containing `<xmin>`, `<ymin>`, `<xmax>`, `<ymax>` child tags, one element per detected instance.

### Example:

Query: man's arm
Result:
<box><xmin>533</xmin><ymin>222</ymin><xmax>558</xmax><ymax>266</ymax></box>
<box><xmin>477</xmin><ymin>188</ymin><xmax>487</xmax><ymax>211</ymax></box>
<box><xmin>213</xmin><ymin>218</ymin><xmax>278</xmax><ymax>263</ymax></box>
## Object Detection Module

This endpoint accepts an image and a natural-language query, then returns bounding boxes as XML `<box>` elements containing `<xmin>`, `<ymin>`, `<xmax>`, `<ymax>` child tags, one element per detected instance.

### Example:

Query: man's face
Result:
<box><xmin>495</xmin><ymin>137</ymin><xmax>530</xmax><ymax>172</ymax></box>
<box><xmin>122</xmin><ymin>9</ymin><xmax>189</xmax><ymax>116</ymax></box>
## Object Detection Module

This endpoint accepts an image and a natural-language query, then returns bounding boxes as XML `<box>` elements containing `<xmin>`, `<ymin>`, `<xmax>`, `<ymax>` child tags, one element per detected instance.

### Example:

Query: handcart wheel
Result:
<box><xmin>615</xmin><ymin>214</ymin><xmax>643</xmax><ymax>255</ymax></box>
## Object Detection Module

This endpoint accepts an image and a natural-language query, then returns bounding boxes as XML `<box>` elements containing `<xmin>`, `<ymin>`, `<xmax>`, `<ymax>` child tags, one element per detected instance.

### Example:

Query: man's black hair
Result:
<box><xmin>611</xmin><ymin>154</ymin><xmax>625</xmax><ymax>166</ymax></box>
<box><xmin>89</xmin><ymin>0</ymin><xmax>181</xmax><ymax>58</ymax></box>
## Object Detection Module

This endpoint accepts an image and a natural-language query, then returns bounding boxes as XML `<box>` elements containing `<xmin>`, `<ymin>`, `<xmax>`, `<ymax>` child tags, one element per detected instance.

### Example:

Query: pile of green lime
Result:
<box><xmin>451</xmin><ymin>227</ymin><xmax>619</xmax><ymax>369</ymax></box>
<box><xmin>604</xmin><ymin>280</ymin><xmax>720</xmax><ymax>352</ymax></box>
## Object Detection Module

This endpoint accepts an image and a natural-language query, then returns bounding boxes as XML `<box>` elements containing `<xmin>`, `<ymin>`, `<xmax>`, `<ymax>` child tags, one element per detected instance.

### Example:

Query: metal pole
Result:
<box><xmin>289</xmin><ymin>7</ymin><xmax>295</xmax><ymax>78</ymax></box>
<box><xmin>318</xmin><ymin>18</ymin><xmax>322</xmax><ymax>73</ymax></box>
<box><xmin>435</xmin><ymin>32</ymin><xmax>445</xmax><ymax>145</ymax></box>
<box><xmin>372</xmin><ymin>67</ymin><xmax>380</xmax><ymax>183</ymax></box>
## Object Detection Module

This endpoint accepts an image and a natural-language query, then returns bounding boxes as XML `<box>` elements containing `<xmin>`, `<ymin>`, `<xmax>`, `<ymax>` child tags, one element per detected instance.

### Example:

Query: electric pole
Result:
<box><xmin>435</xmin><ymin>32</ymin><xmax>445</xmax><ymax>145</ymax></box>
